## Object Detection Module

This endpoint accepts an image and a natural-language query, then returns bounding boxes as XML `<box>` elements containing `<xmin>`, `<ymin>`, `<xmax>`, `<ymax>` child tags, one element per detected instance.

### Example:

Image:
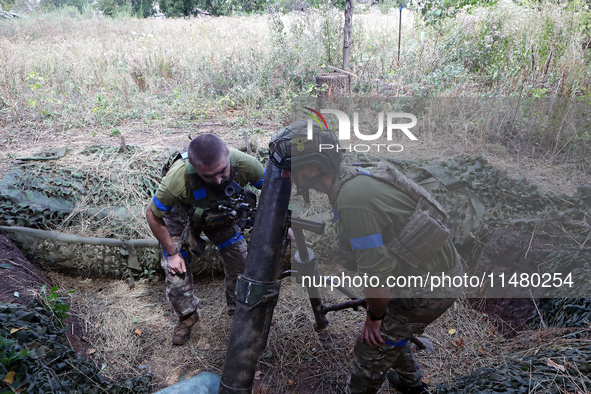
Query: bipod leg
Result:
<box><xmin>292</xmin><ymin>227</ymin><xmax>328</xmax><ymax>331</ymax></box>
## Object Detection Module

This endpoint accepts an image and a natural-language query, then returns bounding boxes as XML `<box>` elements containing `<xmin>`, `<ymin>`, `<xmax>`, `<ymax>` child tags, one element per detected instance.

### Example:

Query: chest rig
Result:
<box><xmin>329</xmin><ymin>162</ymin><xmax>450</xmax><ymax>269</ymax></box>
<box><xmin>162</xmin><ymin>151</ymin><xmax>241</xmax><ymax>225</ymax></box>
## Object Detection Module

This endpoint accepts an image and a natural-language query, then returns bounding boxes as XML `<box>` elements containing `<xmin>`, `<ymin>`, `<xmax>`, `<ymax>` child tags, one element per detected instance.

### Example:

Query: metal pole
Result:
<box><xmin>398</xmin><ymin>5</ymin><xmax>402</xmax><ymax>64</ymax></box>
<box><xmin>219</xmin><ymin>162</ymin><xmax>291</xmax><ymax>393</ymax></box>
<box><xmin>292</xmin><ymin>227</ymin><xmax>329</xmax><ymax>331</ymax></box>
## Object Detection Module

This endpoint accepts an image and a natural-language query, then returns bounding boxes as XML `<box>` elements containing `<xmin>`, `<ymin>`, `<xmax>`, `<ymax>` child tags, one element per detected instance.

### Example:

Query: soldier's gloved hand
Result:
<box><xmin>167</xmin><ymin>253</ymin><xmax>187</xmax><ymax>275</ymax></box>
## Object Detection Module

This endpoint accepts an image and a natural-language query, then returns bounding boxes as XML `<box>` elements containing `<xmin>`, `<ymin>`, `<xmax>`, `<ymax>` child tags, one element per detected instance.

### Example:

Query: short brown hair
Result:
<box><xmin>188</xmin><ymin>134</ymin><xmax>228</xmax><ymax>167</ymax></box>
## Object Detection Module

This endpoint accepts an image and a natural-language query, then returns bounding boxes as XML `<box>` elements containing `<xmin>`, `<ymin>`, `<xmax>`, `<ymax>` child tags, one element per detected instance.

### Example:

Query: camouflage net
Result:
<box><xmin>0</xmin><ymin>144</ymin><xmax>589</xmax><ymax>392</ymax></box>
<box><xmin>530</xmin><ymin>298</ymin><xmax>591</xmax><ymax>330</ymax></box>
<box><xmin>0</xmin><ymin>145</ymin><xmax>160</xmax><ymax>235</ymax></box>
<box><xmin>435</xmin><ymin>338</ymin><xmax>591</xmax><ymax>393</ymax></box>
<box><xmin>0</xmin><ymin>146</ymin><xmax>165</xmax><ymax>280</ymax></box>
<box><xmin>347</xmin><ymin>154</ymin><xmax>591</xmax><ymax>249</ymax></box>
<box><xmin>343</xmin><ymin>154</ymin><xmax>591</xmax><ymax>297</ymax></box>
<box><xmin>0</xmin><ymin>302</ymin><xmax>152</xmax><ymax>393</ymax></box>
<box><xmin>0</xmin><ymin>144</ymin><xmax>268</xmax><ymax>280</ymax></box>
<box><xmin>0</xmin><ymin>146</ymin><xmax>589</xmax><ymax>286</ymax></box>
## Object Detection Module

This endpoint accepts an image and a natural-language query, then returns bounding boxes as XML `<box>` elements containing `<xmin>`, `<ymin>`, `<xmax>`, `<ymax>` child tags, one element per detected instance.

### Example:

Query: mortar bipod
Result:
<box><xmin>289</xmin><ymin>213</ymin><xmax>329</xmax><ymax>331</ymax></box>
<box><xmin>287</xmin><ymin>214</ymin><xmax>371</xmax><ymax>330</ymax></box>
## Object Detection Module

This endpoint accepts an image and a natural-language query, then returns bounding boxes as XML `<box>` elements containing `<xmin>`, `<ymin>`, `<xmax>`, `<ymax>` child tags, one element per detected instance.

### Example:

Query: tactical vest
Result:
<box><xmin>330</xmin><ymin>162</ymin><xmax>450</xmax><ymax>269</ymax></box>
<box><xmin>161</xmin><ymin>150</ymin><xmax>240</xmax><ymax>222</ymax></box>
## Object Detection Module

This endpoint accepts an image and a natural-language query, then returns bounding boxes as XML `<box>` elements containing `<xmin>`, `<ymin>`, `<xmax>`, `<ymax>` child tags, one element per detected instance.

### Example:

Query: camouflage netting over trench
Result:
<box><xmin>334</xmin><ymin>153</ymin><xmax>591</xmax><ymax>298</ymax></box>
<box><xmin>0</xmin><ymin>144</ymin><xmax>268</xmax><ymax>281</ymax></box>
<box><xmin>0</xmin><ymin>145</ymin><xmax>166</xmax><ymax>279</ymax></box>
<box><xmin>434</xmin><ymin>336</ymin><xmax>591</xmax><ymax>393</ymax></box>
<box><xmin>0</xmin><ymin>146</ymin><xmax>589</xmax><ymax>293</ymax></box>
<box><xmin>0</xmin><ymin>302</ymin><xmax>152</xmax><ymax>393</ymax></box>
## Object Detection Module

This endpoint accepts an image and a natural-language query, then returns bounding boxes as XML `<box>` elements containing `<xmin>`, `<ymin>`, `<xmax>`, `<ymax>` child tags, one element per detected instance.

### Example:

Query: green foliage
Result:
<box><xmin>0</xmin><ymin>0</ymin><xmax>15</xmax><ymax>11</ymax></box>
<box><xmin>132</xmin><ymin>0</ymin><xmax>153</xmax><ymax>17</ymax></box>
<box><xmin>95</xmin><ymin>0</ymin><xmax>121</xmax><ymax>16</ymax></box>
<box><xmin>188</xmin><ymin>0</ymin><xmax>267</xmax><ymax>17</ymax></box>
<box><xmin>40</xmin><ymin>0</ymin><xmax>91</xmax><ymax>12</ymax></box>
<box><xmin>96</xmin><ymin>0</ymin><xmax>149</xmax><ymax>17</ymax></box>
<box><xmin>411</xmin><ymin>0</ymin><xmax>497</xmax><ymax>27</ymax></box>
<box><xmin>308</xmin><ymin>0</ymin><xmax>346</xmax><ymax>11</ymax></box>
<box><xmin>39</xmin><ymin>284</ymin><xmax>76</xmax><ymax>326</ymax></box>
<box><xmin>430</xmin><ymin>1</ymin><xmax>589</xmax><ymax>96</ymax></box>
<box><xmin>160</xmin><ymin>0</ymin><xmax>268</xmax><ymax>18</ymax></box>
<box><xmin>159</xmin><ymin>0</ymin><xmax>194</xmax><ymax>17</ymax></box>
<box><xmin>24</xmin><ymin>72</ymin><xmax>68</xmax><ymax>118</ymax></box>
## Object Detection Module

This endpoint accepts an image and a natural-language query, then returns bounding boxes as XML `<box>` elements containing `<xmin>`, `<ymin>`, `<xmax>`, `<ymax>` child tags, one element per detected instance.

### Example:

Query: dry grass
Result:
<box><xmin>1</xmin><ymin>1</ymin><xmax>590</xmax><ymax>184</ymax></box>
<box><xmin>47</xmin><ymin>268</ymin><xmax>509</xmax><ymax>393</ymax></box>
<box><xmin>2</xmin><ymin>1</ymin><xmax>590</xmax><ymax>122</ymax></box>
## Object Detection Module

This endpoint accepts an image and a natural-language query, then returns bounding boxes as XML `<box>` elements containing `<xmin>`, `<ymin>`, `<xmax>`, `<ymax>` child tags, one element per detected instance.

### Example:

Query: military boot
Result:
<box><xmin>386</xmin><ymin>370</ymin><xmax>429</xmax><ymax>394</ymax></box>
<box><xmin>172</xmin><ymin>310</ymin><xmax>199</xmax><ymax>345</ymax></box>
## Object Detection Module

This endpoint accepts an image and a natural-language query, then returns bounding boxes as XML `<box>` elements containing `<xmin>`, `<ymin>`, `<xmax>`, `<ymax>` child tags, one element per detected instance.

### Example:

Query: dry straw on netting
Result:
<box><xmin>0</xmin><ymin>146</ymin><xmax>166</xmax><ymax>276</ymax></box>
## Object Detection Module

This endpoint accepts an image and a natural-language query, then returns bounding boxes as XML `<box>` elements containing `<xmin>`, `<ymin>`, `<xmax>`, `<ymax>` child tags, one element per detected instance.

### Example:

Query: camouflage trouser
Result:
<box><xmin>347</xmin><ymin>262</ymin><xmax>463</xmax><ymax>394</ymax></box>
<box><xmin>161</xmin><ymin>208</ymin><xmax>247</xmax><ymax>317</ymax></box>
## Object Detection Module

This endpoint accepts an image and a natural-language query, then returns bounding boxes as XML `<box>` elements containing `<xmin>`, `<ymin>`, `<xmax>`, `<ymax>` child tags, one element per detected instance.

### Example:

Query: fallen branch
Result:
<box><xmin>326</xmin><ymin>65</ymin><xmax>358</xmax><ymax>79</ymax></box>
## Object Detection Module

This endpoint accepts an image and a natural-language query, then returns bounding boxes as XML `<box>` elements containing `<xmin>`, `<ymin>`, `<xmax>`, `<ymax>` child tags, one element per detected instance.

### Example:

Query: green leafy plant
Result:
<box><xmin>412</xmin><ymin>0</ymin><xmax>497</xmax><ymax>27</ymax></box>
<box><xmin>39</xmin><ymin>284</ymin><xmax>76</xmax><ymax>326</ymax></box>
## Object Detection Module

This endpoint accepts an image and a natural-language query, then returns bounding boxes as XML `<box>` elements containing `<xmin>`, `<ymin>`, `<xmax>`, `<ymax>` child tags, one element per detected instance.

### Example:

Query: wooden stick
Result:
<box><xmin>326</xmin><ymin>65</ymin><xmax>358</xmax><ymax>79</ymax></box>
<box><xmin>243</xmin><ymin>131</ymin><xmax>252</xmax><ymax>155</ymax></box>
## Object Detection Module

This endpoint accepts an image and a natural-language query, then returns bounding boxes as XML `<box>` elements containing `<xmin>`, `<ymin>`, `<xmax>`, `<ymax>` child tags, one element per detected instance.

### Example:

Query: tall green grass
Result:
<box><xmin>0</xmin><ymin>1</ymin><xmax>589</xmax><ymax>160</ymax></box>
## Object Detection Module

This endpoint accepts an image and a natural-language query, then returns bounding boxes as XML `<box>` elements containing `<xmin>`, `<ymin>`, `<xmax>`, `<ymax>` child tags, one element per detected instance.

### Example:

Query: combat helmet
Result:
<box><xmin>269</xmin><ymin>120</ymin><xmax>342</xmax><ymax>175</ymax></box>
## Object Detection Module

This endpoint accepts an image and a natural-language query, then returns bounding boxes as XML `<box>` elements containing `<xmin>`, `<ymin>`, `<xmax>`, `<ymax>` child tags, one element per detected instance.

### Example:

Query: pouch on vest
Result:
<box><xmin>386</xmin><ymin>198</ymin><xmax>450</xmax><ymax>269</ymax></box>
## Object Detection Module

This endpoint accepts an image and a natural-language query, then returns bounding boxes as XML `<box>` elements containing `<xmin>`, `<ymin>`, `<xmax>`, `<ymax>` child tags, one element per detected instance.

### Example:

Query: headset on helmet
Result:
<box><xmin>269</xmin><ymin>120</ymin><xmax>342</xmax><ymax>175</ymax></box>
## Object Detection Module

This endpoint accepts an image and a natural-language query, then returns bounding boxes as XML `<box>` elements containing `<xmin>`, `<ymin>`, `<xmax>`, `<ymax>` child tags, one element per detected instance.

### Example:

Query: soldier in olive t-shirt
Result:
<box><xmin>335</xmin><ymin>174</ymin><xmax>457</xmax><ymax>282</ymax></box>
<box><xmin>147</xmin><ymin>135</ymin><xmax>264</xmax><ymax>345</ymax></box>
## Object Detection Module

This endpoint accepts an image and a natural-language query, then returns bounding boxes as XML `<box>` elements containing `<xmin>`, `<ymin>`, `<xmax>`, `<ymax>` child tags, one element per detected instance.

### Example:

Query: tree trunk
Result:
<box><xmin>315</xmin><ymin>72</ymin><xmax>350</xmax><ymax>107</ymax></box>
<box><xmin>343</xmin><ymin>0</ymin><xmax>353</xmax><ymax>71</ymax></box>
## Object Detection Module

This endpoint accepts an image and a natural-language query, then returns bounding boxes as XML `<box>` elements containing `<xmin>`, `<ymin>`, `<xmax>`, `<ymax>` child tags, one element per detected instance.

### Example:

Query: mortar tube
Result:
<box><xmin>219</xmin><ymin>162</ymin><xmax>291</xmax><ymax>394</ymax></box>
<box><xmin>259</xmin><ymin>237</ymin><xmax>289</xmax><ymax>355</ymax></box>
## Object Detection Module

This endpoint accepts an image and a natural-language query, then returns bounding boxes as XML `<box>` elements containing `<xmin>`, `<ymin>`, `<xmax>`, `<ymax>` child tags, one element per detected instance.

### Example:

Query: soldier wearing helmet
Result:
<box><xmin>269</xmin><ymin>120</ymin><xmax>462</xmax><ymax>394</ymax></box>
<box><xmin>269</xmin><ymin>120</ymin><xmax>342</xmax><ymax>201</ymax></box>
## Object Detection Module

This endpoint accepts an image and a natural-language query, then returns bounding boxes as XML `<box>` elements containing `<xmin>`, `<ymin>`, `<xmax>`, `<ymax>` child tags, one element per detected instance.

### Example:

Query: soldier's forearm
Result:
<box><xmin>146</xmin><ymin>206</ymin><xmax>177</xmax><ymax>254</ymax></box>
<box><xmin>363</xmin><ymin>287</ymin><xmax>390</xmax><ymax>317</ymax></box>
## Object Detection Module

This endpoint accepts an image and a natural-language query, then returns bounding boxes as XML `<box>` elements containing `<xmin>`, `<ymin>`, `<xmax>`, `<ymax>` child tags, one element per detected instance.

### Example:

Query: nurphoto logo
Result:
<box><xmin>304</xmin><ymin>107</ymin><xmax>418</xmax><ymax>153</ymax></box>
